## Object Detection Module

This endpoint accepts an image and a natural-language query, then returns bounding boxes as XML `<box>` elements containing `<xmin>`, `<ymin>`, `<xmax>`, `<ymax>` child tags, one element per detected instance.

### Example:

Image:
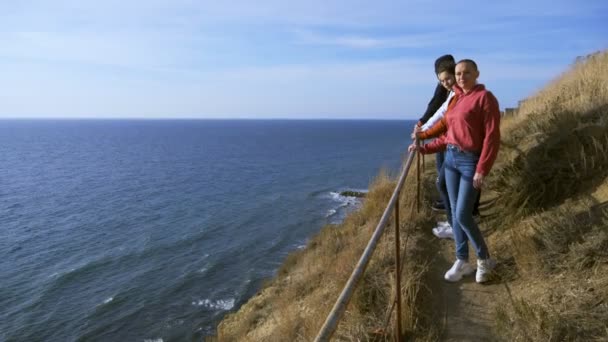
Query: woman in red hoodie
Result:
<box><xmin>409</xmin><ymin>59</ymin><xmax>500</xmax><ymax>283</ymax></box>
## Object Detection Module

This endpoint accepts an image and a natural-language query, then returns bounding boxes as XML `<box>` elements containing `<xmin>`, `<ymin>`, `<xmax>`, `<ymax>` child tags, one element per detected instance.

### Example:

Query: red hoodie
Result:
<box><xmin>422</xmin><ymin>84</ymin><xmax>500</xmax><ymax>176</ymax></box>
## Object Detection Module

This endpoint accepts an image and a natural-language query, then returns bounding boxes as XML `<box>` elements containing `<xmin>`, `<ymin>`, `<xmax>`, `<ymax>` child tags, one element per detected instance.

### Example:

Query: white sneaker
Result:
<box><xmin>444</xmin><ymin>259</ymin><xmax>475</xmax><ymax>282</ymax></box>
<box><xmin>437</xmin><ymin>221</ymin><xmax>450</xmax><ymax>227</ymax></box>
<box><xmin>476</xmin><ymin>258</ymin><xmax>496</xmax><ymax>283</ymax></box>
<box><xmin>432</xmin><ymin>225</ymin><xmax>454</xmax><ymax>239</ymax></box>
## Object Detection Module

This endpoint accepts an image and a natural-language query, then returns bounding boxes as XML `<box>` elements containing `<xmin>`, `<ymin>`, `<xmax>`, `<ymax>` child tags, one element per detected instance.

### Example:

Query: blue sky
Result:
<box><xmin>0</xmin><ymin>1</ymin><xmax>606</xmax><ymax>119</ymax></box>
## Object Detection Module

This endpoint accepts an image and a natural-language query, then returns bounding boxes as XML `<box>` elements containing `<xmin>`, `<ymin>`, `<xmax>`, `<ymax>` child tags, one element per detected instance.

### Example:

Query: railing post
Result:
<box><xmin>421</xmin><ymin>139</ymin><xmax>425</xmax><ymax>173</ymax></box>
<box><xmin>416</xmin><ymin>139</ymin><xmax>421</xmax><ymax>213</ymax></box>
<box><xmin>314</xmin><ymin>152</ymin><xmax>416</xmax><ymax>342</ymax></box>
<box><xmin>394</xmin><ymin>196</ymin><xmax>402</xmax><ymax>341</ymax></box>
<box><xmin>422</xmin><ymin>153</ymin><xmax>425</xmax><ymax>172</ymax></box>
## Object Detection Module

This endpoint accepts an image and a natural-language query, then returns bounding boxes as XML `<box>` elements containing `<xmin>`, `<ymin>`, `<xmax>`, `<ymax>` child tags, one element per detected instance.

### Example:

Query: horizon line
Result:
<box><xmin>0</xmin><ymin>117</ymin><xmax>418</xmax><ymax>121</ymax></box>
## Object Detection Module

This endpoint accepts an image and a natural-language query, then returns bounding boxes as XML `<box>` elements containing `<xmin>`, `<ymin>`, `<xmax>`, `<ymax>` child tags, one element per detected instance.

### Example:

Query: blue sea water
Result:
<box><xmin>0</xmin><ymin>119</ymin><xmax>415</xmax><ymax>341</ymax></box>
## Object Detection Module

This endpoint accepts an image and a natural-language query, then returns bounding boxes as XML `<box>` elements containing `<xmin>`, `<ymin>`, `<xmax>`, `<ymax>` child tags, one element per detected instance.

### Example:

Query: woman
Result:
<box><xmin>414</xmin><ymin>54</ymin><xmax>456</xmax><ymax>128</ymax></box>
<box><xmin>409</xmin><ymin>59</ymin><xmax>500</xmax><ymax>283</ymax></box>
<box><xmin>413</xmin><ymin>61</ymin><xmax>483</xmax><ymax>240</ymax></box>
<box><xmin>411</xmin><ymin>60</ymin><xmax>458</xmax><ymax>239</ymax></box>
<box><xmin>412</xmin><ymin>54</ymin><xmax>456</xmax><ymax>212</ymax></box>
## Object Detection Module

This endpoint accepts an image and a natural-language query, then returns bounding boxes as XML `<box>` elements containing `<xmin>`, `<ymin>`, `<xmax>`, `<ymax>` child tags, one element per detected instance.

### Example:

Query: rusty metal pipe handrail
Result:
<box><xmin>393</xmin><ymin>195</ymin><xmax>403</xmax><ymax>340</ymax></box>
<box><xmin>314</xmin><ymin>150</ymin><xmax>417</xmax><ymax>342</ymax></box>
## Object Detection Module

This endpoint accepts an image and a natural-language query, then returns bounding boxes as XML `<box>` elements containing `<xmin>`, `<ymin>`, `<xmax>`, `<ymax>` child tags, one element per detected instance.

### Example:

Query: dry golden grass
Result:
<box><xmin>213</xmin><ymin>50</ymin><xmax>608</xmax><ymax>341</ymax></box>
<box><xmin>214</xmin><ymin>168</ymin><xmax>441</xmax><ymax>341</ymax></box>
<box><xmin>487</xmin><ymin>50</ymin><xmax>608</xmax><ymax>341</ymax></box>
<box><xmin>494</xmin><ymin>52</ymin><xmax>608</xmax><ymax>216</ymax></box>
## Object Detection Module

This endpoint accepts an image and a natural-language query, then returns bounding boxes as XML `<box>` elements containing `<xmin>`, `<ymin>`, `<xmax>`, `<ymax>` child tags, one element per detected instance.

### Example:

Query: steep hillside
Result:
<box><xmin>488</xmin><ymin>51</ymin><xmax>608</xmax><ymax>341</ymax></box>
<box><xmin>212</xmin><ymin>50</ymin><xmax>608</xmax><ymax>341</ymax></box>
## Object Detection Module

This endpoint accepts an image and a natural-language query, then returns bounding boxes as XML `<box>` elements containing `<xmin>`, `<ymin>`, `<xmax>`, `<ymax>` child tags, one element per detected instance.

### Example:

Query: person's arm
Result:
<box><xmin>419</xmin><ymin>135</ymin><xmax>447</xmax><ymax>154</ymax></box>
<box><xmin>418</xmin><ymin>117</ymin><xmax>447</xmax><ymax>140</ymax></box>
<box><xmin>417</xmin><ymin>84</ymin><xmax>448</xmax><ymax>125</ymax></box>
<box><xmin>475</xmin><ymin>92</ymin><xmax>501</xmax><ymax>176</ymax></box>
<box><xmin>421</xmin><ymin>91</ymin><xmax>453</xmax><ymax>130</ymax></box>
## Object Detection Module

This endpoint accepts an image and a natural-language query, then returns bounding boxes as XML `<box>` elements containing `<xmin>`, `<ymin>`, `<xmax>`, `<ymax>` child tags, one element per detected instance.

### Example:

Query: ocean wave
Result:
<box><xmin>330</xmin><ymin>190</ymin><xmax>365</xmax><ymax>202</ymax></box>
<box><xmin>311</xmin><ymin>188</ymin><xmax>367</xmax><ymax>218</ymax></box>
<box><xmin>43</xmin><ymin>232</ymin><xmax>217</xmax><ymax>299</ymax></box>
<box><xmin>320</xmin><ymin>188</ymin><xmax>366</xmax><ymax>224</ymax></box>
<box><xmin>192</xmin><ymin>298</ymin><xmax>235</xmax><ymax>311</ymax></box>
<box><xmin>44</xmin><ymin>260</ymin><xmax>113</xmax><ymax>296</ymax></box>
<box><xmin>103</xmin><ymin>297</ymin><xmax>114</xmax><ymax>304</ymax></box>
<box><xmin>328</xmin><ymin>190</ymin><xmax>364</xmax><ymax>209</ymax></box>
<box><xmin>143</xmin><ymin>339</ymin><xmax>163</xmax><ymax>342</ymax></box>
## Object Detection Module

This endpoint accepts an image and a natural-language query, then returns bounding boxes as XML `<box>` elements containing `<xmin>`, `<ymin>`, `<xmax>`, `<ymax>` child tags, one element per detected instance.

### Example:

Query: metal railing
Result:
<box><xmin>314</xmin><ymin>149</ymin><xmax>419</xmax><ymax>342</ymax></box>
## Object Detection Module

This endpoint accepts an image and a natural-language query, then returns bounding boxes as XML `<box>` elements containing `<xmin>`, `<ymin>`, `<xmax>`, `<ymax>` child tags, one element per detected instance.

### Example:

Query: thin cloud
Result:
<box><xmin>5</xmin><ymin>1</ymin><xmax>604</xmax><ymax>31</ymax></box>
<box><xmin>292</xmin><ymin>29</ymin><xmax>446</xmax><ymax>49</ymax></box>
<box><xmin>0</xmin><ymin>1</ymin><xmax>605</xmax><ymax>118</ymax></box>
<box><xmin>0</xmin><ymin>30</ymin><xmax>209</xmax><ymax>72</ymax></box>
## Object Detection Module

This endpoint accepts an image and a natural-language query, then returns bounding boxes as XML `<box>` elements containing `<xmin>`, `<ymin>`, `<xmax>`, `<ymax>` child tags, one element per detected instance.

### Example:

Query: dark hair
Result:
<box><xmin>456</xmin><ymin>59</ymin><xmax>478</xmax><ymax>71</ymax></box>
<box><xmin>436</xmin><ymin>61</ymin><xmax>456</xmax><ymax>75</ymax></box>
<box><xmin>434</xmin><ymin>54</ymin><xmax>455</xmax><ymax>74</ymax></box>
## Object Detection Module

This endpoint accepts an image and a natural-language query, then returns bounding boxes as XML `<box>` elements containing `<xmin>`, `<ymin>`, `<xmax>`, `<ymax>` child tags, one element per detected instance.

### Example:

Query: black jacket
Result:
<box><xmin>417</xmin><ymin>83</ymin><xmax>449</xmax><ymax>125</ymax></box>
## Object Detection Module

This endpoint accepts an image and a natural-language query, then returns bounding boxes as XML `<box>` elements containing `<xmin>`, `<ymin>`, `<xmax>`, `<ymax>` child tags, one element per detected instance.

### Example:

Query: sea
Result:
<box><xmin>0</xmin><ymin>119</ymin><xmax>415</xmax><ymax>341</ymax></box>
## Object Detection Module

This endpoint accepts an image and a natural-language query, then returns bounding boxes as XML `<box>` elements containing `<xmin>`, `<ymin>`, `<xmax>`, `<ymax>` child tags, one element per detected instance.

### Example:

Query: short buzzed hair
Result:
<box><xmin>456</xmin><ymin>59</ymin><xmax>478</xmax><ymax>71</ymax></box>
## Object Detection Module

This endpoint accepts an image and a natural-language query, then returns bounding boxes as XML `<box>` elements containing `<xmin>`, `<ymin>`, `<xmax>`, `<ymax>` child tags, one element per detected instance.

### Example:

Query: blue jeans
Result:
<box><xmin>436</xmin><ymin>151</ymin><xmax>451</xmax><ymax>224</ymax></box>
<box><xmin>444</xmin><ymin>145</ymin><xmax>490</xmax><ymax>261</ymax></box>
<box><xmin>437</xmin><ymin>163</ymin><xmax>451</xmax><ymax>226</ymax></box>
<box><xmin>436</xmin><ymin>151</ymin><xmax>445</xmax><ymax>174</ymax></box>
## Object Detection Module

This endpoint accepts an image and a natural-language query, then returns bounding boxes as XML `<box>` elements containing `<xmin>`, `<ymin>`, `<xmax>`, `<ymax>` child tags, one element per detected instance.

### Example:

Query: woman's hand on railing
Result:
<box><xmin>408</xmin><ymin>143</ymin><xmax>420</xmax><ymax>153</ymax></box>
<box><xmin>411</xmin><ymin>126</ymin><xmax>422</xmax><ymax>140</ymax></box>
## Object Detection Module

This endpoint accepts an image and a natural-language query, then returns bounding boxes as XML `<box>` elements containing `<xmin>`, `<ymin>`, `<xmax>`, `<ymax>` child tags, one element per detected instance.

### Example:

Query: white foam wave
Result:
<box><xmin>143</xmin><ymin>339</ymin><xmax>163</xmax><ymax>342</ymax></box>
<box><xmin>328</xmin><ymin>191</ymin><xmax>341</xmax><ymax>200</ymax></box>
<box><xmin>103</xmin><ymin>297</ymin><xmax>114</xmax><ymax>304</ymax></box>
<box><xmin>328</xmin><ymin>192</ymin><xmax>358</xmax><ymax>207</ymax></box>
<box><xmin>192</xmin><ymin>298</ymin><xmax>235</xmax><ymax>311</ymax></box>
<box><xmin>48</xmin><ymin>266</ymin><xmax>81</xmax><ymax>280</ymax></box>
<box><xmin>325</xmin><ymin>209</ymin><xmax>337</xmax><ymax>217</ymax></box>
<box><xmin>295</xmin><ymin>239</ymin><xmax>308</xmax><ymax>250</ymax></box>
<box><xmin>323</xmin><ymin>189</ymin><xmax>366</xmax><ymax>224</ymax></box>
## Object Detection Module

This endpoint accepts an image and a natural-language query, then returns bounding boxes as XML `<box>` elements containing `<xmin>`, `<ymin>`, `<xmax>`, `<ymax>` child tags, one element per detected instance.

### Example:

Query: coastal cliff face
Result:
<box><xmin>213</xmin><ymin>50</ymin><xmax>608</xmax><ymax>341</ymax></box>
<box><xmin>214</xmin><ymin>169</ymin><xmax>437</xmax><ymax>340</ymax></box>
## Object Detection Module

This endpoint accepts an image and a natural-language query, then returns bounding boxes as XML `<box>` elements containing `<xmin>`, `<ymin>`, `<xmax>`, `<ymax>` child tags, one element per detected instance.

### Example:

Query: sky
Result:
<box><xmin>0</xmin><ymin>1</ymin><xmax>606</xmax><ymax>119</ymax></box>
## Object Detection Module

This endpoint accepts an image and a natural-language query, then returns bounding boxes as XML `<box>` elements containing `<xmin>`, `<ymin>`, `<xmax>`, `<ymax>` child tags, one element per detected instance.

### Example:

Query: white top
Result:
<box><xmin>421</xmin><ymin>90</ymin><xmax>455</xmax><ymax>131</ymax></box>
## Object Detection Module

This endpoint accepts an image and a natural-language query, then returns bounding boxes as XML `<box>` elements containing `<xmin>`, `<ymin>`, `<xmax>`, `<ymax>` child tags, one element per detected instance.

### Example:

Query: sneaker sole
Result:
<box><xmin>432</xmin><ymin>233</ymin><xmax>454</xmax><ymax>240</ymax></box>
<box><xmin>432</xmin><ymin>231</ymin><xmax>453</xmax><ymax>239</ymax></box>
<box><xmin>476</xmin><ymin>262</ymin><xmax>497</xmax><ymax>283</ymax></box>
<box><xmin>444</xmin><ymin>269</ymin><xmax>475</xmax><ymax>282</ymax></box>
<box><xmin>476</xmin><ymin>274</ymin><xmax>493</xmax><ymax>283</ymax></box>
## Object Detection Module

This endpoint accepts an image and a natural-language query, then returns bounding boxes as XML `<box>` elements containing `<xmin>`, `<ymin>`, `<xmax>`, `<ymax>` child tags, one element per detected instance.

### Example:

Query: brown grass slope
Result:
<box><xmin>214</xmin><ymin>167</ymin><xmax>443</xmax><ymax>341</ymax></box>
<box><xmin>213</xmin><ymin>50</ymin><xmax>608</xmax><ymax>341</ymax></box>
<box><xmin>487</xmin><ymin>50</ymin><xmax>608</xmax><ymax>341</ymax></box>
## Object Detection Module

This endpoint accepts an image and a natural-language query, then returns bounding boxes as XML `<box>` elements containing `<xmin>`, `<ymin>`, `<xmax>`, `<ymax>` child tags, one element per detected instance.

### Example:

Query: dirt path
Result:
<box><xmin>426</xmin><ymin>214</ymin><xmax>504</xmax><ymax>341</ymax></box>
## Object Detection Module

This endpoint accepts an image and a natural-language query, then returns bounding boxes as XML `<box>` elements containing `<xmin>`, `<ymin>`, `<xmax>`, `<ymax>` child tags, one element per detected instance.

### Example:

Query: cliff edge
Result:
<box><xmin>213</xmin><ymin>50</ymin><xmax>608</xmax><ymax>341</ymax></box>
